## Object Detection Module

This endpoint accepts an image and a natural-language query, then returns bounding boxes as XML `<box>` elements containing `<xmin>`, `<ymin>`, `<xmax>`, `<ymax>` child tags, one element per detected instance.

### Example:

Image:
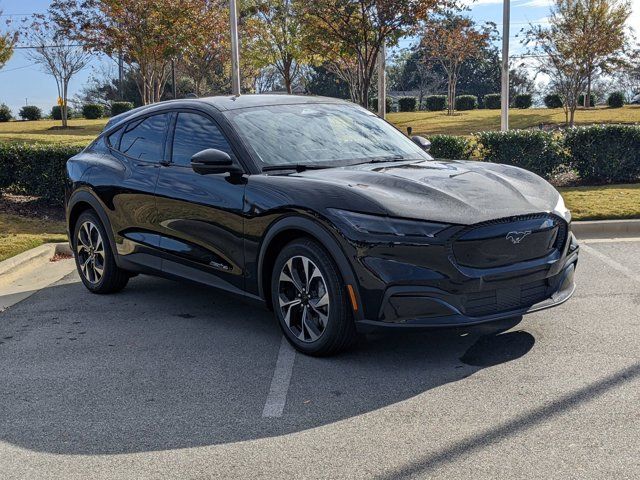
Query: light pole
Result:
<box><xmin>230</xmin><ymin>0</ymin><xmax>241</xmax><ymax>96</ymax></box>
<box><xmin>377</xmin><ymin>44</ymin><xmax>386</xmax><ymax>119</ymax></box>
<box><xmin>501</xmin><ymin>0</ymin><xmax>510</xmax><ymax>131</ymax></box>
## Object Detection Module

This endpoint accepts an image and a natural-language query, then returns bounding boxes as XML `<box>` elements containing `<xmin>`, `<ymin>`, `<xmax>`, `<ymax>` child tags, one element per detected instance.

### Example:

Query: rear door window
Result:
<box><xmin>118</xmin><ymin>113</ymin><xmax>170</xmax><ymax>162</ymax></box>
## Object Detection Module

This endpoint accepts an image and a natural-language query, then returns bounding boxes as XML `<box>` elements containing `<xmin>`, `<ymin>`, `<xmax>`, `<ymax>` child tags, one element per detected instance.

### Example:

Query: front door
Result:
<box><xmin>155</xmin><ymin>111</ymin><xmax>246</xmax><ymax>294</ymax></box>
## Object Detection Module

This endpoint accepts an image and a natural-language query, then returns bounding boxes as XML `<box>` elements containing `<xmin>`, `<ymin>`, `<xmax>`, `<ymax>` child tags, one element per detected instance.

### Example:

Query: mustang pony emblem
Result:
<box><xmin>506</xmin><ymin>230</ymin><xmax>532</xmax><ymax>244</ymax></box>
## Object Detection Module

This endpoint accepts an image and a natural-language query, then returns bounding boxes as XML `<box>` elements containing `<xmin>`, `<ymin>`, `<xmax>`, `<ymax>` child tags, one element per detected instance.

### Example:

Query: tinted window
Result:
<box><xmin>119</xmin><ymin>113</ymin><xmax>170</xmax><ymax>161</ymax></box>
<box><xmin>171</xmin><ymin>112</ymin><xmax>232</xmax><ymax>166</ymax></box>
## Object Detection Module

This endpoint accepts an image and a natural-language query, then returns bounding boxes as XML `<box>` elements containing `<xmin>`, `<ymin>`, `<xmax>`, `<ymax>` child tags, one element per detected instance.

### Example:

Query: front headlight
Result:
<box><xmin>327</xmin><ymin>209</ymin><xmax>448</xmax><ymax>238</ymax></box>
<box><xmin>553</xmin><ymin>193</ymin><xmax>572</xmax><ymax>223</ymax></box>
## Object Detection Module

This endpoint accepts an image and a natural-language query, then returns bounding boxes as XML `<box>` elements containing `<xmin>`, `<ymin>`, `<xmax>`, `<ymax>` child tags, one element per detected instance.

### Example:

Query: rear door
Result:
<box><xmin>155</xmin><ymin>110</ymin><xmax>247</xmax><ymax>294</ymax></box>
<box><xmin>94</xmin><ymin>112</ymin><xmax>171</xmax><ymax>270</ymax></box>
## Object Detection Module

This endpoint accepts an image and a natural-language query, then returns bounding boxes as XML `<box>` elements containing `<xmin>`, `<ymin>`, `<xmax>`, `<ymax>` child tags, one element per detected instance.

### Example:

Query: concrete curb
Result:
<box><xmin>572</xmin><ymin>219</ymin><xmax>640</xmax><ymax>238</ymax></box>
<box><xmin>0</xmin><ymin>242</ymin><xmax>72</xmax><ymax>277</ymax></box>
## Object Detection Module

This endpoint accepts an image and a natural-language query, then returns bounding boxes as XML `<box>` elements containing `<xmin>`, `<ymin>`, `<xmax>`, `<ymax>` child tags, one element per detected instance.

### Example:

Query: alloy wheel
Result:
<box><xmin>278</xmin><ymin>255</ymin><xmax>330</xmax><ymax>343</ymax></box>
<box><xmin>76</xmin><ymin>221</ymin><xmax>105</xmax><ymax>284</ymax></box>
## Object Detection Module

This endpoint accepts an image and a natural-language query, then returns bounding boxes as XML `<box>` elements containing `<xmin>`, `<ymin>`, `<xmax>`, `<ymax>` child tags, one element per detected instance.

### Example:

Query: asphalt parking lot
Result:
<box><xmin>0</xmin><ymin>238</ymin><xmax>638</xmax><ymax>479</ymax></box>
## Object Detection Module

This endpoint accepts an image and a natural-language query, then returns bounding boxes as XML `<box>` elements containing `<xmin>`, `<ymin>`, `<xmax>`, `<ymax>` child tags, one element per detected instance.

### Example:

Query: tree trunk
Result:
<box><xmin>585</xmin><ymin>72</ymin><xmax>592</xmax><ymax>108</ymax></box>
<box><xmin>62</xmin><ymin>82</ymin><xmax>68</xmax><ymax>129</ymax></box>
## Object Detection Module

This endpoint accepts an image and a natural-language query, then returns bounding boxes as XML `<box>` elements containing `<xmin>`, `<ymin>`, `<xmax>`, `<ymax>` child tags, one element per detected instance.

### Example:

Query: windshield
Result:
<box><xmin>226</xmin><ymin>103</ymin><xmax>431</xmax><ymax>168</ymax></box>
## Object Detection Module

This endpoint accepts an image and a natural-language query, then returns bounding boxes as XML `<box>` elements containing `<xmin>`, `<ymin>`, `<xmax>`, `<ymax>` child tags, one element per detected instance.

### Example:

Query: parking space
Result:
<box><xmin>0</xmin><ymin>239</ymin><xmax>638</xmax><ymax>479</ymax></box>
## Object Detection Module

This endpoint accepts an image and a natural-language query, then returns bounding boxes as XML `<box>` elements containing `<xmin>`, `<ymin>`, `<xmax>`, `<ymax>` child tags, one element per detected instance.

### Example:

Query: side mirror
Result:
<box><xmin>190</xmin><ymin>148</ymin><xmax>240</xmax><ymax>175</ymax></box>
<box><xmin>411</xmin><ymin>136</ymin><xmax>431</xmax><ymax>152</ymax></box>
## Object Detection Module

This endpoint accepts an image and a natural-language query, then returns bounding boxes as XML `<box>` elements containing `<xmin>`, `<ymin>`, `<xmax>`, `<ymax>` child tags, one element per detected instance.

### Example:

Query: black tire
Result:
<box><xmin>271</xmin><ymin>238</ymin><xmax>357</xmax><ymax>356</ymax></box>
<box><xmin>73</xmin><ymin>210</ymin><xmax>129</xmax><ymax>294</ymax></box>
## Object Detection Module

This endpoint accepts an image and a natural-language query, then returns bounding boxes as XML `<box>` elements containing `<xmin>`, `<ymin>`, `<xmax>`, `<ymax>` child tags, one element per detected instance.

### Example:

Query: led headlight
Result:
<box><xmin>553</xmin><ymin>193</ymin><xmax>572</xmax><ymax>223</ymax></box>
<box><xmin>328</xmin><ymin>209</ymin><xmax>448</xmax><ymax>238</ymax></box>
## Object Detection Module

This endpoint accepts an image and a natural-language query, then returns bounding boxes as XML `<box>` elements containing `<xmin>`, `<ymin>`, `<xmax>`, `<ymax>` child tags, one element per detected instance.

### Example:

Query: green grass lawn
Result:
<box><xmin>559</xmin><ymin>184</ymin><xmax>640</xmax><ymax>221</ymax></box>
<box><xmin>389</xmin><ymin>105</ymin><xmax>640</xmax><ymax>137</ymax></box>
<box><xmin>0</xmin><ymin>118</ymin><xmax>106</xmax><ymax>146</ymax></box>
<box><xmin>0</xmin><ymin>212</ymin><xmax>67</xmax><ymax>262</ymax></box>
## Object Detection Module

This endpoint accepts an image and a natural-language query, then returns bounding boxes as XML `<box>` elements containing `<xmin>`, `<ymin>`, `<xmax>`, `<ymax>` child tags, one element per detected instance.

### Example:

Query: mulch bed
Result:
<box><xmin>0</xmin><ymin>193</ymin><xmax>65</xmax><ymax>222</ymax></box>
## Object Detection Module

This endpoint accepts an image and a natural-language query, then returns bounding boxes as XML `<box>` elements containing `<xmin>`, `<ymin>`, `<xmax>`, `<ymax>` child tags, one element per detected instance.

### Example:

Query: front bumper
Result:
<box><xmin>346</xmin><ymin>217</ymin><xmax>579</xmax><ymax>330</ymax></box>
<box><xmin>356</xmin><ymin>257</ymin><xmax>576</xmax><ymax>330</ymax></box>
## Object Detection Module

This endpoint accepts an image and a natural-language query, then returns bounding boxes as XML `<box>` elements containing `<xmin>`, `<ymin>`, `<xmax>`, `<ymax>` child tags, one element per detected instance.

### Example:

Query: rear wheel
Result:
<box><xmin>73</xmin><ymin>211</ymin><xmax>129</xmax><ymax>294</ymax></box>
<box><xmin>271</xmin><ymin>239</ymin><xmax>356</xmax><ymax>356</ymax></box>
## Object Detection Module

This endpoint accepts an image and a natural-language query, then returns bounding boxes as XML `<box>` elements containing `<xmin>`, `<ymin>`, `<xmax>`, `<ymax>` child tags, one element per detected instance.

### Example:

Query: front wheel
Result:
<box><xmin>73</xmin><ymin>211</ymin><xmax>129</xmax><ymax>294</ymax></box>
<box><xmin>271</xmin><ymin>239</ymin><xmax>356</xmax><ymax>356</ymax></box>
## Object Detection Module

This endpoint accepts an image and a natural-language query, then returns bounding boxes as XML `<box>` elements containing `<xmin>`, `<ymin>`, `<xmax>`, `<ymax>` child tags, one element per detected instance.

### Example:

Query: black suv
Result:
<box><xmin>65</xmin><ymin>95</ymin><xmax>579</xmax><ymax>356</ymax></box>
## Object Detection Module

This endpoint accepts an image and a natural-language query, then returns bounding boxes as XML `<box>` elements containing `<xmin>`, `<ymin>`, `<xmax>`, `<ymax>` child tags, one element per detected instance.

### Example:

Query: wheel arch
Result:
<box><xmin>257</xmin><ymin>215</ymin><xmax>363</xmax><ymax>321</ymax></box>
<box><xmin>67</xmin><ymin>190</ymin><xmax>118</xmax><ymax>260</ymax></box>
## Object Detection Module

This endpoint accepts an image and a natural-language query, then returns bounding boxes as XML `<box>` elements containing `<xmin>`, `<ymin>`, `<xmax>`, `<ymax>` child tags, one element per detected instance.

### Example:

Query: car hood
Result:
<box><xmin>294</xmin><ymin>159</ymin><xmax>561</xmax><ymax>225</ymax></box>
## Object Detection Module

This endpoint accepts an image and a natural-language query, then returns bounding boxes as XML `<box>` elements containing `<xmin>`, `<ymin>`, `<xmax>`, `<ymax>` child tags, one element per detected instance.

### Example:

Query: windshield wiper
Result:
<box><xmin>262</xmin><ymin>164</ymin><xmax>333</xmax><ymax>173</ymax></box>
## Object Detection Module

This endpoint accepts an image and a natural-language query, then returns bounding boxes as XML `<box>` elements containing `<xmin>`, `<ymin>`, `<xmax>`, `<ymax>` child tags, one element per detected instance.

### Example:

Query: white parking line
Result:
<box><xmin>581</xmin><ymin>244</ymin><xmax>640</xmax><ymax>284</ymax></box>
<box><xmin>262</xmin><ymin>336</ymin><xmax>296</xmax><ymax>418</ymax></box>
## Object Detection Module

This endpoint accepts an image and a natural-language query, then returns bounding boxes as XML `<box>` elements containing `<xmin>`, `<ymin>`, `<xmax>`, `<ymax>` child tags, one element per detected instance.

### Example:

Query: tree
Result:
<box><xmin>0</xmin><ymin>10</ymin><xmax>17</xmax><ymax>70</ymax></box>
<box><xmin>578</xmin><ymin>0</ymin><xmax>631</xmax><ymax>107</ymax></box>
<box><xmin>180</xmin><ymin>0</ymin><xmax>230</xmax><ymax>96</ymax></box>
<box><xmin>301</xmin><ymin>0</ymin><xmax>440</xmax><ymax>108</ymax></box>
<box><xmin>250</xmin><ymin>0</ymin><xmax>310</xmax><ymax>94</ymax></box>
<box><xmin>419</xmin><ymin>13</ymin><xmax>491</xmax><ymax>115</ymax></box>
<box><xmin>51</xmin><ymin>0</ymin><xmax>205</xmax><ymax>104</ymax></box>
<box><xmin>21</xmin><ymin>13</ymin><xmax>92</xmax><ymax>127</ymax></box>
<box><xmin>305</xmin><ymin>64</ymin><xmax>350</xmax><ymax>98</ymax></box>
<box><xmin>525</xmin><ymin>0</ymin><xmax>599</xmax><ymax>125</ymax></box>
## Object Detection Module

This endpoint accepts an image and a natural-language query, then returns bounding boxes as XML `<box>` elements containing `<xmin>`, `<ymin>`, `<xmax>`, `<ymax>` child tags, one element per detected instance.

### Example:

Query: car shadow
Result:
<box><xmin>0</xmin><ymin>274</ymin><xmax>534</xmax><ymax>455</ymax></box>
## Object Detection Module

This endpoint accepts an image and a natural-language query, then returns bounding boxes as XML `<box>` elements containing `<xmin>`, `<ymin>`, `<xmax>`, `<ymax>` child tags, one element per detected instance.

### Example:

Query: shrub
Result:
<box><xmin>428</xmin><ymin>135</ymin><xmax>473</xmax><ymax>160</ymax></box>
<box><xmin>544</xmin><ymin>94</ymin><xmax>563</xmax><ymax>109</ymax></box>
<box><xmin>607</xmin><ymin>91</ymin><xmax>625</xmax><ymax>108</ymax></box>
<box><xmin>51</xmin><ymin>105</ymin><xmax>62</xmax><ymax>120</ymax></box>
<box><xmin>578</xmin><ymin>93</ymin><xmax>596</xmax><ymax>107</ymax></box>
<box><xmin>564</xmin><ymin>125</ymin><xmax>640</xmax><ymax>184</ymax></box>
<box><xmin>0</xmin><ymin>143</ymin><xmax>82</xmax><ymax>204</ymax></box>
<box><xmin>455</xmin><ymin>95</ymin><xmax>477</xmax><ymax>111</ymax></box>
<box><xmin>369</xmin><ymin>97</ymin><xmax>392</xmax><ymax>112</ymax></box>
<box><xmin>110</xmin><ymin>101</ymin><xmax>134</xmax><ymax>116</ymax></box>
<box><xmin>483</xmin><ymin>94</ymin><xmax>501</xmax><ymax>109</ymax></box>
<box><xmin>82</xmin><ymin>103</ymin><xmax>104</xmax><ymax>119</ymax></box>
<box><xmin>19</xmin><ymin>106</ymin><xmax>42</xmax><ymax>121</ymax></box>
<box><xmin>514</xmin><ymin>93</ymin><xmax>532</xmax><ymax>109</ymax></box>
<box><xmin>475</xmin><ymin>129</ymin><xmax>566</xmax><ymax>179</ymax></box>
<box><xmin>424</xmin><ymin>95</ymin><xmax>447</xmax><ymax>111</ymax></box>
<box><xmin>0</xmin><ymin>104</ymin><xmax>11</xmax><ymax>122</ymax></box>
<box><xmin>398</xmin><ymin>97</ymin><xmax>417</xmax><ymax>112</ymax></box>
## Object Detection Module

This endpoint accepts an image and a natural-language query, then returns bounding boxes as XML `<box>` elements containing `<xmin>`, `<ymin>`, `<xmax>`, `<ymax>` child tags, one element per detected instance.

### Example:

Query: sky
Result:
<box><xmin>0</xmin><ymin>0</ymin><xmax>638</xmax><ymax>114</ymax></box>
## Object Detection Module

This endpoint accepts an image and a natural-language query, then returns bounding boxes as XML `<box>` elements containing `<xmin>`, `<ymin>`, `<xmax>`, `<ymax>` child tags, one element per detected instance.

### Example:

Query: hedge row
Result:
<box><xmin>427</xmin><ymin>124</ymin><xmax>640</xmax><ymax>183</ymax></box>
<box><xmin>0</xmin><ymin>143</ymin><xmax>83</xmax><ymax>205</ymax></box>
<box><xmin>1</xmin><ymin>125</ymin><xmax>638</xmax><ymax>205</ymax></box>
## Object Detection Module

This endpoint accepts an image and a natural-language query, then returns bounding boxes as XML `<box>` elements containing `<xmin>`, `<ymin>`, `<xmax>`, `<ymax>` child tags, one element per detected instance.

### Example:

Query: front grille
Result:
<box><xmin>463</xmin><ymin>280</ymin><xmax>549</xmax><ymax>317</ymax></box>
<box><xmin>451</xmin><ymin>214</ymin><xmax>567</xmax><ymax>269</ymax></box>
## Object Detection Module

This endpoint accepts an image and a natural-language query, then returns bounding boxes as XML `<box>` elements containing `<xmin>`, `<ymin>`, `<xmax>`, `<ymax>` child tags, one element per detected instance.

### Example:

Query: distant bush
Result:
<box><xmin>51</xmin><ymin>105</ymin><xmax>62</xmax><ymax>120</ymax></box>
<box><xmin>110</xmin><ymin>101</ymin><xmax>134</xmax><ymax>116</ymax></box>
<box><xmin>19</xmin><ymin>106</ymin><xmax>42</xmax><ymax>121</ymax></box>
<box><xmin>544</xmin><ymin>94</ymin><xmax>563</xmax><ymax>109</ymax></box>
<box><xmin>607</xmin><ymin>92</ymin><xmax>625</xmax><ymax>108</ymax></box>
<box><xmin>514</xmin><ymin>93</ymin><xmax>533</xmax><ymax>109</ymax></box>
<box><xmin>483</xmin><ymin>94</ymin><xmax>501</xmax><ymax>109</ymax></box>
<box><xmin>455</xmin><ymin>95</ymin><xmax>477</xmax><ymax>111</ymax></box>
<box><xmin>565</xmin><ymin>125</ymin><xmax>640</xmax><ymax>184</ymax></box>
<box><xmin>369</xmin><ymin>97</ymin><xmax>392</xmax><ymax>112</ymax></box>
<box><xmin>0</xmin><ymin>104</ymin><xmax>11</xmax><ymax>122</ymax></box>
<box><xmin>398</xmin><ymin>97</ymin><xmax>417</xmax><ymax>112</ymax></box>
<box><xmin>579</xmin><ymin>93</ymin><xmax>596</xmax><ymax>107</ymax></box>
<box><xmin>82</xmin><ymin>103</ymin><xmax>104</xmax><ymax>119</ymax></box>
<box><xmin>428</xmin><ymin>135</ymin><xmax>473</xmax><ymax>160</ymax></box>
<box><xmin>475</xmin><ymin>130</ymin><xmax>566</xmax><ymax>179</ymax></box>
<box><xmin>424</xmin><ymin>95</ymin><xmax>447</xmax><ymax>111</ymax></box>
<box><xmin>0</xmin><ymin>143</ymin><xmax>82</xmax><ymax>204</ymax></box>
